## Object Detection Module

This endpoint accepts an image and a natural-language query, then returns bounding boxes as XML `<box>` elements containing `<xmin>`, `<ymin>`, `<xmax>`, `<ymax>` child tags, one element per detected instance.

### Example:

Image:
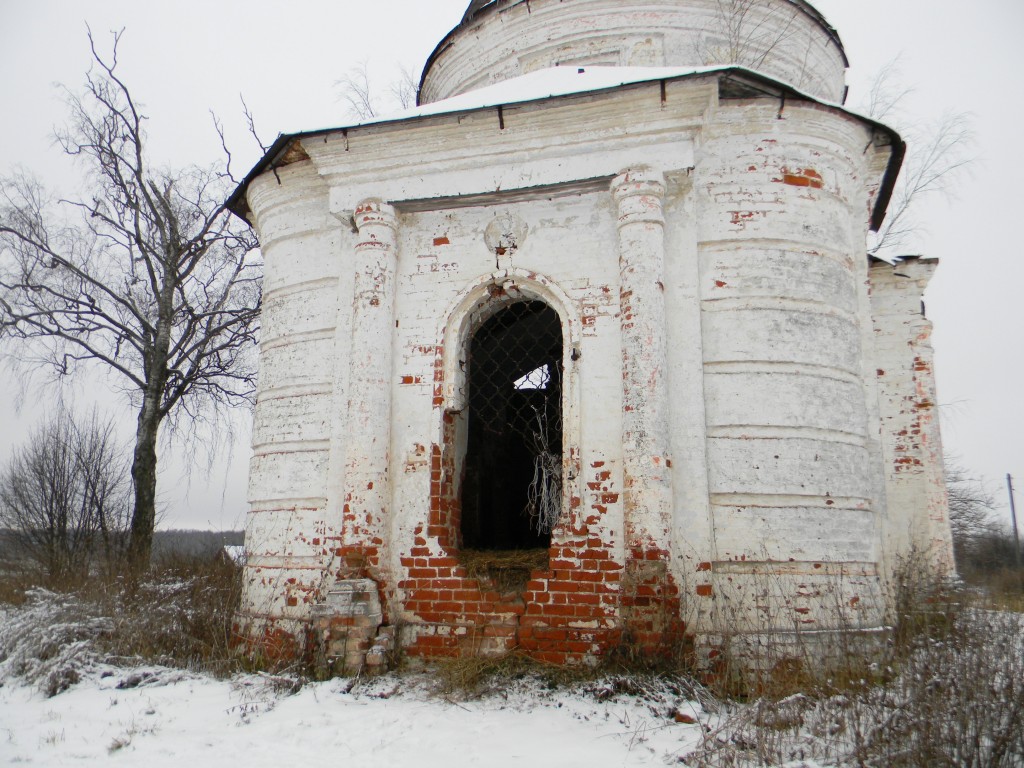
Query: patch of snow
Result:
<box><xmin>222</xmin><ymin>545</ymin><xmax>246</xmax><ymax>566</ymax></box>
<box><xmin>4</xmin><ymin>589</ymin><xmax>1018</xmax><ymax>767</ymax></box>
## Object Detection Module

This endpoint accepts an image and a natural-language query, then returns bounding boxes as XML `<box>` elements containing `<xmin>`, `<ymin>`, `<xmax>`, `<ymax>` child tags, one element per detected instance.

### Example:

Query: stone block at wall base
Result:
<box><xmin>311</xmin><ymin>578</ymin><xmax>388</xmax><ymax>676</ymax></box>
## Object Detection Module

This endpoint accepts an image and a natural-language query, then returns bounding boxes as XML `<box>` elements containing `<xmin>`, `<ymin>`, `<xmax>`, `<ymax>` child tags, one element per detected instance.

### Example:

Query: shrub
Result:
<box><xmin>0</xmin><ymin>553</ymin><xmax>243</xmax><ymax>695</ymax></box>
<box><xmin>680</xmin><ymin>578</ymin><xmax>1024</xmax><ymax>767</ymax></box>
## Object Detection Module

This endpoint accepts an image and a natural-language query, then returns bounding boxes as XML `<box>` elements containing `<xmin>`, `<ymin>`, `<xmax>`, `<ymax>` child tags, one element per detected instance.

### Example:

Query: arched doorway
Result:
<box><xmin>460</xmin><ymin>300</ymin><xmax>563</xmax><ymax>551</ymax></box>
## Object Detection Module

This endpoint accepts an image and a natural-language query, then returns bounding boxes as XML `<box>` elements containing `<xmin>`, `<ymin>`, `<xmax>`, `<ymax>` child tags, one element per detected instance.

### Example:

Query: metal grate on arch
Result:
<box><xmin>460</xmin><ymin>300</ymin><xmax>564</xmax><ymax>550</ymax></box>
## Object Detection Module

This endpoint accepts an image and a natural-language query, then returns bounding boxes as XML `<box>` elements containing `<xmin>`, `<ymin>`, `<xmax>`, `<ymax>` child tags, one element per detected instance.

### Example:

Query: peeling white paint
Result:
<box><xmin>236</xmin><ymin>0</ymin><xmax>952</xmax><ymax>664</ymax></box>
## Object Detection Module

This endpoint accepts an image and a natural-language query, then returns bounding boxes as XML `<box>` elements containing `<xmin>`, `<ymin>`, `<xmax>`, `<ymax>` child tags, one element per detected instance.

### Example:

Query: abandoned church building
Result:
<box><xmin>229</xmin><ymin>0</ymin><xmax>955</xmax><ymax>670</ymax></box>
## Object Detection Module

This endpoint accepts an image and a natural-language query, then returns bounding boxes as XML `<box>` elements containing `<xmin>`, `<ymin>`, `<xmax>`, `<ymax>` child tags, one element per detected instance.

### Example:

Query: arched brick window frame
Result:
<box><xmin>432</xmin><ymin>269</ymin><xmax>583</xmax><ymax>554</ymax></box>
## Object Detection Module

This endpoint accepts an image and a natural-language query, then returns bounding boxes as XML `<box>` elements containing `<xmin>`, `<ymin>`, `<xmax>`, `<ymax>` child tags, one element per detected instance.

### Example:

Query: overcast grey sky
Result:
<box><xmin>1</xmin><ymin>0</ymin><xmax>1021</xmax><ymax>530</ymax></box>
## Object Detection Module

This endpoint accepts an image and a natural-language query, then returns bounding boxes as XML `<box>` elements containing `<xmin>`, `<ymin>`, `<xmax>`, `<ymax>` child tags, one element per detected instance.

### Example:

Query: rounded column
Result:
<box><xmin>695</xmin><ymin>106</ymin><xmax>883</xmax><ymax>633</ymax></box>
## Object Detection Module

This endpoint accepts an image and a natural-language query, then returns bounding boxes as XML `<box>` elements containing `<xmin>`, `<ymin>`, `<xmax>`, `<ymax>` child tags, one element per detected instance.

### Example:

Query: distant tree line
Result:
<box><xmin>0</xmin><ymin>408</ymin><xmax>129</xmax><ymax>582</ymax></box>
<box><xmin>947</xmin><ymin>461</ymin><xmax>1022</xmax><ymax>583</ymax></box>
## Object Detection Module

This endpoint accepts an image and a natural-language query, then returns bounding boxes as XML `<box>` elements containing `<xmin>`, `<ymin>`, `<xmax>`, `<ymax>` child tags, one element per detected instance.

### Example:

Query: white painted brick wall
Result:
<box><xmin>238</xmin><ymin>69</ymin><xmax>946</xmax><ymax>650</ymax></box>
<box><xmin>422</xmin><ymin>0</ymin><xmax>848</xmax><ymax>104</ymax></box>
<box><xmin>870</xmin><ymin>258</ymin><xmax>955</xmax><ymax>577</ymax></box>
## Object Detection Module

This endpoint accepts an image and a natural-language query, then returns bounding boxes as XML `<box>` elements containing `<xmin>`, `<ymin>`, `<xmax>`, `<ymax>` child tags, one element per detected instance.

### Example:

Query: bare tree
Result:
<box><xmin>943</xmin><ymin>459</ymin><xmax>1024</xmax><ymax>579</ymax></box>
<box><xmin>871</xmin><ymin>112</ymin><xmax>973</xmax><ymax>256</ymax></box>
<box><xmin>0</xmin><ymin>30</ymin><xmax>261</xmax><ymax>571</ymax></box>
<box><xmin>0</xmin><ymin>407</ymin><xmax>130</xmax><ymax>582</ymax></box>
<box><xmin>946</xmin><ymin>460</ymin><xmax>999</xmax><ymax>566</ymax></box>
<box><xmin>391</xmin><ymin>65</ymin><xmax>419</xmax><ymax>110</ymax></box>
<box><xmin>337</xmin><ymin>61</ymin><xmax>419</xmax><ymax>121</ymax></box>
<box><xmin>693</xmin><ymin>0</ymin><xmax>816</xmax><ymax>90</ymax></box>
<box><xmin>697</xmin><ymin>0</ymin><xmax>797</xmax><ymax>67</ymax></box>
<box><xmin>858</xmin><ymin>60</ymin><xmax>974</xmax><ymax>258</ymax></box>
<box><xmin>693</xmin><ymin>14</ymin><xmax>973</xmax><ymax>260</ymax></box>
<box><xmin>861</xmin><ymin>56</ymin><xmax>914</xmax><ymax>125</ymax></box>
<box><xmin>337</xmin><ymin>60</ymin><xmax>380</xmax><ymax>120</ymax></box>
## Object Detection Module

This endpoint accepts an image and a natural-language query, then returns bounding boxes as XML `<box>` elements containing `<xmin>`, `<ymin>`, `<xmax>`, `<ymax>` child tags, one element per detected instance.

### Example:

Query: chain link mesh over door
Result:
<box><xmin>461</xmin><ymin>301</ymin><xmax>563</xmax><ymax>551</ymax></box>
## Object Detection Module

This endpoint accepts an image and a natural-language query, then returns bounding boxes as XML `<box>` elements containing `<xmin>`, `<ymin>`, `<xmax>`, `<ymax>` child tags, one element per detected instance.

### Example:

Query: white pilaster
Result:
<box><xmin>342</xmin><ymin>199</ymin><xmax>399</xmax><ymax>565</ymax></box>
<box><xmin>612</xmin><ymin>168</ymin><xmax>673</xmax><ymax>557</ymax></box>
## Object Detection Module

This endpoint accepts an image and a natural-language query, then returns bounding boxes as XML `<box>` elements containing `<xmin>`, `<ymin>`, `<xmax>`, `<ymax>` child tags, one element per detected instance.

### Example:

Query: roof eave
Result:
<box><xmin>227</xmin><ymin>130</ymin><xmax>334</xmax><ymax>221</ymax></box>
<box><xmin>871</xmin><ymin>136</ymin><xmax>905</xmax><ymax>234</ymax></box>
<box><xmin>227</xmin><ymin>67</ymin><xmax>902</xmax><ymax>230</ymax></box>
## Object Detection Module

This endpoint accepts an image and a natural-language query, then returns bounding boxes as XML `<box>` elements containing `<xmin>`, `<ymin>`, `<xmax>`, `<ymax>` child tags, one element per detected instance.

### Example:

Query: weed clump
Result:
<box><xmin>0</xmin><ymin>554</ymin><xmax>243</xmax><ymax>695</ymax></box>
<box><xmin>679</xmin><ymin>554</ymin><xmax>1024</xmax><ymax>767</ymax></box>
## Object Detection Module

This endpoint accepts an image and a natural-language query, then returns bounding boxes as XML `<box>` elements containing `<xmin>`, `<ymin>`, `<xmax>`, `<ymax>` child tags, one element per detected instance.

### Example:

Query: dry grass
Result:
<box><xmin>456</xmin><ymin>548</ymin><xmax>548</xmax><ymax>594</ymax></box>
<box><xmin>4</xmin><ymin>545</ymin><xmax>1021</xmax><ymax>766</ymax></box>
<box><xmin>429</xmin><ymin>650</ymin><xmax>700</xmax><ymax>702</ymax></box>
<box><xmin>104</xmin><ymin>554</ymin><xmax>244</xmax><ymax>674</ymax></box>
<box><xmin>681</xmin><ymin>603</ymin><xmax>1024</xmax><ymax>767</ymax></box>
<box><xmin>0</xmin><ymin>569</ymin><xmax>34</xmax><ymax>606</ymax></box>
<box><xmin>431</xmin><ymin>651</ymin><xmax>558</xmax><ymax>697</ymax></box>
<box><xmin>678</xmin><ymin>554</ymin><xmax>1024</xmax><ymax>767</ymax></box>
<box><xmin>975</xmin><ymin>567</ymin><xmax>1024</xmax><ymax>612</ymax></box>
<box><xmin>0</xmin><ymin>553</ymin><xmax>245</xmax><ymax>695</ymax></box>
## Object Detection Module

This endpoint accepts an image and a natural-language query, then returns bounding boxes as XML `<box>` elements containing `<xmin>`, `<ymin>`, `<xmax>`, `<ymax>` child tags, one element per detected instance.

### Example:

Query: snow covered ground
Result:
<box><xmin>0</xmin><ymin>585</ymin><xmax>719</xmax><ymax>766</ymax></box>
<box><xmin>0</xmin><ymin>664</ymin><xmax>715</xmax><ymax>766</ymax></box>
<box><xmin>2</xmin><ymin>588</ymin><xmax>1021</xmax><ymax>767</ymax></box>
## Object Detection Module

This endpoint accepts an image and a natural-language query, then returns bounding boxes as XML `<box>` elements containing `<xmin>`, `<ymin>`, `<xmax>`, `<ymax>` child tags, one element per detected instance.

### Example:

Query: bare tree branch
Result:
<box><xmin>240</xmin><ymin>94</ymin><xmax>268</xmax><ymax>153</ymax></box>
<box><xmin>337</xmin><ymin>61</ymin><xmax>421</xmax><ymax>121</ymax></box>
<box><xmin>858</xmin><ymin>60</ymin><xmax>975</xmax><ymax>257</ymax></box>
<box><xmin>862</xmin><ymin>56</ymin><xmax>914</xmax><ymax>123</ymax></box>
<box><xmin>337</xmin><ymin>60</ymin><xmax>378</xmax><ymax>120</ymax></box>
<box><xmin>391</xmin><ymin>65</ymin><xmax>419</xmax><ymax>110</ymax></box>
<box><xmin>693</xmin><ymin>0</ymin><xmax>810</xmax><ymax>89</ymax></box>
<box><xmin>211</xmin><ymin>111</ymin><xmax>237</xmax><ymax>184</ymax></box>
<box><xmin>871</xmin><ymin>112</ymin><xmax>974</xmax><ymax>256</ymax></box>
<box><xmin>945</xmin><ymin>459</ymin><xmax>1012</xmax><ymax>574</ymax></box>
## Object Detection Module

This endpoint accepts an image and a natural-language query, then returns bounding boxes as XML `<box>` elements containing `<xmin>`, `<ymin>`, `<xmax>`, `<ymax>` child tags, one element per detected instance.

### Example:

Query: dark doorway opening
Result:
<box><xmin>460</xmin><ymin>301</ymin><xmax>563</xmax><ymax>552</ymax></box>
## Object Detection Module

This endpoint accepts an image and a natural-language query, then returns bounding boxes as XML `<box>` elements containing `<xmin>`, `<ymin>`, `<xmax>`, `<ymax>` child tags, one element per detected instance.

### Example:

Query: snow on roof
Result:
<box><xmin>461</xmin><ymin>0</ymin><xmax>494</xmax><ymax>22</ymax></box>
<box><xmin>292</xmin><ymin>66</ymin><xmax>729</xmax><ymax>136</ymax></box>
<box><xmin>228</xmin><ymin>65</ymin><xmax>736</xmax><ymax>216</ymax></box>
<box><xmin>287</xmin><ymin>63</ymin><xmax>872</xmax><ymax>139</ymax></box>
<box><xmin>391</xmin><ymin>66</ymin><xmax>719</xmax><ymax>120</ymax></box>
